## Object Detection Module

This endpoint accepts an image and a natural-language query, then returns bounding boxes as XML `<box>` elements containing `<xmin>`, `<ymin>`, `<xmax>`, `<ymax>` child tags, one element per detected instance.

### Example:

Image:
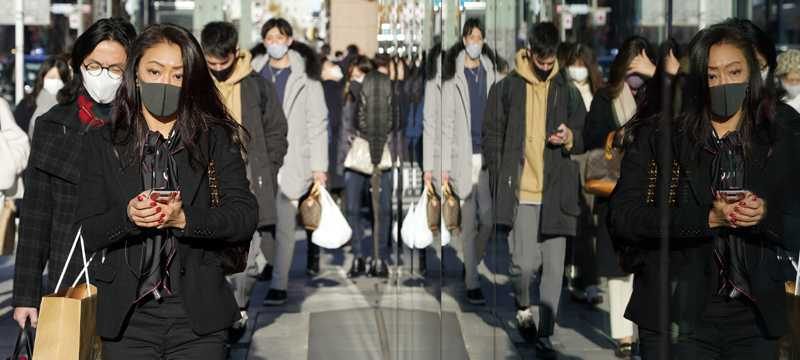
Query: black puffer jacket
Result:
<box><xmin>357</xmin><ymin>72</ymin><xmax>394</xmax><ymax>165</ymax></box>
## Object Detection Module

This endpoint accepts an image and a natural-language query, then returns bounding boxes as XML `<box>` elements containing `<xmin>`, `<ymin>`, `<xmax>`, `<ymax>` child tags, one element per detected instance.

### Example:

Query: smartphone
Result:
<box><xmin>718</xmin><ymin>189</ymin><xmax>748</xmax><ymax>202</ymax></box>
<box><xmin>148</xmin><ymin>189</ymin><xmax>179</xmax><ymax>201</ymax></box>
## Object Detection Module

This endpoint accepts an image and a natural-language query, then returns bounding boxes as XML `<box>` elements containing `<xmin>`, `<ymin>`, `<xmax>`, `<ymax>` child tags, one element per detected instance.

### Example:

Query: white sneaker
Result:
<box><xmin>516</xmin><ymin>308</ymin><xmax>535</xmax><ymax>329</ymax></box>
<box><xmin>233</xmin><ymin>310</ymin><xmax>249</xmax><ymax>329</ymax></box>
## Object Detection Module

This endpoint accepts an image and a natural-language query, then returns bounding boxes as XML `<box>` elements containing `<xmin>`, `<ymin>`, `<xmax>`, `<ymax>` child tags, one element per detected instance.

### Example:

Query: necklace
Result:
<box><xmin>269</xmin><ymin>66</ymin><xmax>288</xmax><ymax>83</ymax></box>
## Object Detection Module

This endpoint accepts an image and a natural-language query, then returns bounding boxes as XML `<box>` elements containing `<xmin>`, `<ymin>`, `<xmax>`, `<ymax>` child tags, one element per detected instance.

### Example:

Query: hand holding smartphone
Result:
<box><xmin>717</xmin><ymin>189</ymin><xmax>747</xmax><ymax>203</ymax></box>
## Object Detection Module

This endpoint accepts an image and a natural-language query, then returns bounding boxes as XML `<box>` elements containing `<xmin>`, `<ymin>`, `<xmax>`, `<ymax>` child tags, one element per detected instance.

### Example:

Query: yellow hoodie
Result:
<box><xmin>514</xmin><ymin>49</ymin><xmax>559</xmax><ymax>204</ymax></box>
<box><xmin>213</xmin><ymin>49</ymin><xmax>254</xmax><ymax>125</ymax></box>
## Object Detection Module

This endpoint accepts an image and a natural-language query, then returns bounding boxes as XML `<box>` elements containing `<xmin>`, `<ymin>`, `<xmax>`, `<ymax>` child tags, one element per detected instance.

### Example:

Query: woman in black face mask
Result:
<box><xmin>76</xmin><ymin>24</ymin><xmax>257</xmax><ymax>359</ymax></box>
<box><xmin>608</xmin><ymin>23</ymin><xmax>788</xmax><ymax>359</ymax></box>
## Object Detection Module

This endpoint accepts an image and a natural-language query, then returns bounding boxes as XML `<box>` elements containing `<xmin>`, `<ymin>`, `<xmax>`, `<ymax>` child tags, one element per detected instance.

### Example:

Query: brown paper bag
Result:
<box><xmin>33</xmin><ymin>227</ymin><xmax>101</xmax><ymax>360</ymax></box>
<box><xmin>0</xmin><ymin>198</ymin><xmax>17</xmax><ymax>256</ymax></box>
<box><xmin>33</xmin><ymin>283</ymin><xmax>99</xmax><ymax>360</ymax></box>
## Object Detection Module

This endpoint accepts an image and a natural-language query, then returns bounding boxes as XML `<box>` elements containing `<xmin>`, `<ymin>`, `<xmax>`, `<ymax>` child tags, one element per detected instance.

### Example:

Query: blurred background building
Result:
<box><xmin>2</xmin><ymin>0</ymin><xmax>800</xmax><ymax>103</ymax></box>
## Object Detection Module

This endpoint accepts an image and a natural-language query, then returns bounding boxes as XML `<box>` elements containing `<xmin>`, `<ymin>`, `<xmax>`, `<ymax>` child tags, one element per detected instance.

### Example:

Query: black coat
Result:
<box><xmin>13</xmin><ymin>102</ymin><xmax>91</xmax><ymax>308</ymax></box>
<box><xmin>608</xmin><ymin>122</ymin><xmax>787</xmax><ymax>337</ymax></box>
<box><xmin>482</xmin><ymin>71</ymin><xmax>586</xmax><ymax>235</ymax></box>
<box><xmin>774</xmin><ymin>103</ymin><xmax>800</xmax><ymax>253</ymax></box>
<box><xmin>584</xmin><ymin>89</ymin><xmax>626</xmax><ymax>277</ymax></box>
<box><xmin>77</xmin><ymin>125</ymin><xmax>258</xmax><ymax>339</ymax></box>
<box><xmin>240</xmin><ymin>72</ymin><xmax>288</xmax><ymax>228</ymax></box>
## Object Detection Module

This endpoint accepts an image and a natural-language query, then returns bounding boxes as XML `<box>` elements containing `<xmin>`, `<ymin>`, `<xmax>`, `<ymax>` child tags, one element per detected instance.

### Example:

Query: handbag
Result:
<box><xmin>208</xmin><ymin>141</ymin><xmax>249</xmax><ymax>275</ymax></box>
<box><xmin>8</xmin><ymin>319</ymin><xmax>33</xmax><ymax>360</ymax></box>
<box><xmin>300</xmin><ymin>183</ymin><xmax>322</xmax><ymax>231</ymax></box>
<box><xmin>425</xmin><ymin>183</ymin><xmax>441</xmax><ymax>232</ymax></box>
<box><xmin>584</xmin><ymin>131</ymin><xmax>623</xmax><ymax>197</ymax></box>
<box><xmin>344</xmin><ymin>136</ymin><xmax>392</xmax><ymax>175</ymax></box>
<box><xmin>441</xmin><ymin>182</ymin><xmax>461</xmax><ymax>234</ymax></box>
<box><xmin>33</xmin><ymin>228</ymin><xmax>100</xmax><ymax>360</ymax></box>
<box><xmin>0</xmin><ymin>198</ymin><xmax>16</xmax><ymax>256</ymax></box>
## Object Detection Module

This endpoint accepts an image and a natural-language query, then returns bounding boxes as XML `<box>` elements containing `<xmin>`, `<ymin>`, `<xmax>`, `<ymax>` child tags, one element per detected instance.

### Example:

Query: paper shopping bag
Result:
<box><xmin>32</xmin><ymin>283</ymin><xmax>98</xmax><ymax>360</ymax></box>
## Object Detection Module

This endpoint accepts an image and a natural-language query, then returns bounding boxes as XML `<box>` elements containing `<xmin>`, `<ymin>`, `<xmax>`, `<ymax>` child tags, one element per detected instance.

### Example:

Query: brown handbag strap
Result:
<box><xmin>604</xmin><ymin>131</ymin><xmax>616</xmax><ymax>161</ymax></box>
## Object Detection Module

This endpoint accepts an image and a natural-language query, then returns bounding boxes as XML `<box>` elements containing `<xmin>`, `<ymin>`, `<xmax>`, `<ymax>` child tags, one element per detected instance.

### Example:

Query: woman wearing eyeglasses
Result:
<box><xmin>12</xmin><ymin>18</ymin><xmax>136</xmax><ymax>330</ymax></box>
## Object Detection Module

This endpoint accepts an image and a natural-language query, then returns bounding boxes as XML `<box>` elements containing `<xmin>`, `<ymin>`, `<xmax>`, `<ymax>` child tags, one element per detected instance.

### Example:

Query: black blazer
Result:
<box><xmin>13</xmin><ymin>102</ymin><xmax>90</xmax><ymax>308</ymax></box>
<box><xmin>608</xmin><ymin>121</ymin><xmax>787</xmax><ymax>337</ymax></box>
<box><xmin>77</xmin><ymin>125</ymin><xmax>258</xmax><ymax>339</ymax></box>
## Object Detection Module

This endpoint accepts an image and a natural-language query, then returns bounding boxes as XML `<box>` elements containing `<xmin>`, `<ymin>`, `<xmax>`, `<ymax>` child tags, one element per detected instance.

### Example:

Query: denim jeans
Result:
<box><xmin>344</xmin><ymin>169</ymin><xmax>393</xmax><ymax>259</ymax></box>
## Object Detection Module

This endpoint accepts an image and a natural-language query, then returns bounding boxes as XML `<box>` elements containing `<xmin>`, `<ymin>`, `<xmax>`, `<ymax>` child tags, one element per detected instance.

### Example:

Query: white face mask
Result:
<box><xmin>324</xmin><ymin>65</ymin><xmax>344</xmax><ymax>82</ymax></box>
<box><xmin>784</xmin><ymin>82</ymin><xmax>800</xmax><ymax>99</ymax></box>
<box><xmin>464</xmin><ymin>42</ymin><xmax>483</xmax><ymax>60</ymax></box>
<box><xmin>567</xmin><ymin>66</ymin><xmax>589</xmax><ymax>82</ymax></box>
<box><xmin>81</xmin><ymin>67</ymin><xmax>121</xmax><ymax>104</ymax></box>
<box><xmin>352</xmin><ymin>74</ymin><xmax>365</xmax><ymax>83</ymax></box>
<box><xmin>267</xmin><ymin>43</ymin><xmax>289</xmax><ymax>59</ymax></box>
<box><xmin>43</xmin><ymin>78</ymin><xmax>64</xmax><ymax>96</ymax></box>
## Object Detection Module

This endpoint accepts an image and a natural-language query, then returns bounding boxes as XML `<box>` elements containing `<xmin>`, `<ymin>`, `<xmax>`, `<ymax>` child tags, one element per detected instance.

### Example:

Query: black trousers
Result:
<box><xmin>103</xmin><ymin>296</ymin><xmax>227</xmax><ymax>360</ymax></box>
<box><xmin>639</xmin><ymin>296</ymin><xmax>778</xmax><ymax>360</ymax></box>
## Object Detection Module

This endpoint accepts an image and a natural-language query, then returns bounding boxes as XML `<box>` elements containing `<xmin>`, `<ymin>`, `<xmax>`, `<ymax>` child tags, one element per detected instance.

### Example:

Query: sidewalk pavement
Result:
<box><xmin>0</xmin><ymin>235</ymin><xmax>623</xmax><ymax>359</ymax></box>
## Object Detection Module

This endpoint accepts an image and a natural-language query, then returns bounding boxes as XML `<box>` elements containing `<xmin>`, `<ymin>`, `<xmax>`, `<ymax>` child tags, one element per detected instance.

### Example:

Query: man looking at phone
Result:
<box><xmin>483</xmin><ymin>22</ymin><xmax>585</xmax><ymax>358</ymax></box>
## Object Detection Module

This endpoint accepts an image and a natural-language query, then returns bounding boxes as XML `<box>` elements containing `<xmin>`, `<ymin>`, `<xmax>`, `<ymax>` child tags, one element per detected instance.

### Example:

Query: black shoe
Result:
<box><xmin>535</xmin><ymin>337</ymin><xmax>557</xmax><ymax>360</ymax></box>
<box><xmin>348</xmin><ymin>257</ymin><xmax>366</xmax><ymax>278</ymax></box>
<box><xmin>227</xmin><ymin>310</ymin><xmax>249</xmax><ymax>344</ymax></box>
<box><xmin>263</xmin><ymin>289</ymin><xmax>288</xmax><ymax>306</ymax></box>
<box><xmin>466</xmin><ymin>288</ymin><xmax>486</xmax><ymax>305</ymax></box>
<box><xmin>258</xmin><ymin>264</ymin><xmax>273</xmax><ymax>282</ymax></box>
<box><xmin>369</xmin><ymin>259</ymin><xmax>389</xmax><ymax>278</ymax></box>
<box><xmin>516</xmin><ymin>307</ymin><xmax>537</xmax><ymax>342</ymax></box>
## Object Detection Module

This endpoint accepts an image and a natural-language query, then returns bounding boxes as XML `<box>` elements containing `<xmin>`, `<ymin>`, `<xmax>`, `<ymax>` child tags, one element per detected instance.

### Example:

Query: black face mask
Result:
<box><xmin>210</xmin><ymin>62</ymin><xmax>236</xmax><ymax>82</ymax></box>
<box><xmin>140</xmin><ymin>81</ymin><xmax>182</xmax><ymax>118</ymax></box>
<box><xmin>534</xmin><ymin>66</ymin><xmax>552</xmax><ymax>81</ymax></box>
<box><xmin>709</xmin><ymin>82</ymin><xmax>748</xmax><ymax>119</ymax></box>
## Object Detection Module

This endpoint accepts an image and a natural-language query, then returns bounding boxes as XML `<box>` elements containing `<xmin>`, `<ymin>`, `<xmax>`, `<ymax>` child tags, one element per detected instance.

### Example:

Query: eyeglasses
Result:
<box><xmin>83</xmin><ymin>63</ymin><xmax>125</xmax><ymax>80</ymax></box>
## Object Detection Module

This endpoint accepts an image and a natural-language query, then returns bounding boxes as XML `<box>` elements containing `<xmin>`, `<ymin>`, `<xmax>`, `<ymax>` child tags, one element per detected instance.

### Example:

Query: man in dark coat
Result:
<box><xmin>200</xmin><ymin>21</ymin><xmax>289</xmax><ymax>326</ymax></box>
<box><xmin>483</xmin><ymin>22</ymin><xmax>585</xmax><ymax>357</ymax></box>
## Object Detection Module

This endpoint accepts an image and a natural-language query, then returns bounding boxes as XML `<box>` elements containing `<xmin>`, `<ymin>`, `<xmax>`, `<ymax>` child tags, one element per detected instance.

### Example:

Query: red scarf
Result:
<box><xmin>77</xmin><ymin>95</ymin><xmax>107</xmax><ymax>128</ymax></box>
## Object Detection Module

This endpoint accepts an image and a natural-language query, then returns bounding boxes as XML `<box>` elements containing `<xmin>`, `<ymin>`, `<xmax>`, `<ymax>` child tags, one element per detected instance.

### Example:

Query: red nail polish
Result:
<box><xmin>155</xmin><ymin>207</ymin><xmax>162</xmax><ymax>213</ymax></box>
<box><xmin>150</xmin><ymin>193</ymin><xmax>159</xmax><ymax>200</ymax></box>
<box><xmin>160</xmin><ymin>213</ymin><xmax>165</xmax><ymax>218</ymax></box>
<box><xmin>150</xmin><ymin>201</ymin><xmax>157</xmax><ymax>207</ymax></box>
<box><xmin>137</xmin><ymin>195</ymin><xmax>144</xmax><ymax>201</ymax></box>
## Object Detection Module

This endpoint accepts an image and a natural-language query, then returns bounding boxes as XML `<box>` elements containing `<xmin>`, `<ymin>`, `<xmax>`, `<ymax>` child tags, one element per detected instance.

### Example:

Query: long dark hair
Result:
<box><xmin>680</xmin><ymin>23</ymin><xmax>775</xmax><ymax>153</ymax></box>
<box><xmin>111</xmin><ymin>23</ymin><xmax>242</xmax><ymax>169</ymax></box>
<box><xmin>560</xmin><ymin>42</ymin><xmax>604</xmax><ymax>94</ymax></box>
<box><xmin>424</xmin><ymin>43</ymin><xmax>442</xmax><ymax>82</ymax></box>
<box><xmin>25</xmin><ymin>53</ymin><xmax>71</xmax><ymax>102</ymax></box>
<box><xmin>622</xmin><ymin>39</ymin><xmax>685</xmax><ymax>145</ymax></box>
<box><xmin>343</xmin><ymin>55</ymin><xmax>373</xmax><ymax>102</ymax></box>
<box><xmin>608</xmin><ymin>36</ymin><xmax>654</xmax><ymax>99</ymax></box>
<box><xmin>59</xmin><ymin>18</ymin><xmax>136</xmax><ymax>104</ymax></box>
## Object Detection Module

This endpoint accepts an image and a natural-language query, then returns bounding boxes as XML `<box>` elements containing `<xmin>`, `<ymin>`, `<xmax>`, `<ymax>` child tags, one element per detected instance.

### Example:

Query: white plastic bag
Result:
<box><xmin>311</xmin><ymin>187</ymin><xmax>352</xmax><ymax>249</ymax></box>
<box><xmin>398</xmin><ymin>201</ymin><xmax>416</xmax><ymax>247</ymax></box>
<box><xmin>440</xmin><ymin>211</ymin><xmax>451</xmax><ymax>247</ymax></box>
<box><xmin>409</xmin><ymin>192</ymin><xmax>434</xmax><ymax>249</ymax></box>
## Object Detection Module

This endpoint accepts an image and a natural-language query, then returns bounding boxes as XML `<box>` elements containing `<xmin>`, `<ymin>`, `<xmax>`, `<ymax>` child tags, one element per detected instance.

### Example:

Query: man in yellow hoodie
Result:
<box><xmin>201</xmin><ymin>21</ymin><xmax>289</xmax><ymax>342</ymax></box>
<box><xmin>483</xmin><ymin>22</ymin><xmax>585</xmax><ymax>358</ymax></box>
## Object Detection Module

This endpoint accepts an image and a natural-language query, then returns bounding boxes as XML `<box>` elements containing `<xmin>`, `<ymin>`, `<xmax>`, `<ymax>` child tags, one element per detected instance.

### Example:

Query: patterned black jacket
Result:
<box><xmin>13</xmin><ymin>101</ymin><xmax>90</xmax><ymax>307</ymax></box>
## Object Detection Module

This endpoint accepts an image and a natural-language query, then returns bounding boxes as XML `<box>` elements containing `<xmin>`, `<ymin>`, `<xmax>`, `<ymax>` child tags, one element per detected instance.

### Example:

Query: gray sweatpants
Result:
<box><xmin>454</xmin><ymin>170</ymin><xmax>493</xmax><ymax>290</ymax></box>
<box><xmin>271</xmin><ymin>191</ymin><xmax>300</xmax><ymax>291</ymax></box>
<box><xmin>510</xmin><ymin>204</ymin><xmax>566</xmax><ymax>336</ymax></box>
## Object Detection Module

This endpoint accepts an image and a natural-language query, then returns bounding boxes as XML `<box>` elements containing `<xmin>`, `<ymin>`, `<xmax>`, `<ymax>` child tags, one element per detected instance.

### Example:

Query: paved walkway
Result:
<box><xmin>0</xmin><ymin>233</ymin><xmax>624</xmax><ymax>359</ymax></box>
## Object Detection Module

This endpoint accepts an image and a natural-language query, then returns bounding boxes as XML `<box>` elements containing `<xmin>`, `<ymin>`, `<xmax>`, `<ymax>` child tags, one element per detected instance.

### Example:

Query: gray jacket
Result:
<box><xmin>253</xmin><ymin>50</ymin><xmax>329</xmax><ymax>200</ymax></box>
<box><xmin>427</xmin><ymin>51</ymin><xmax>498</xmax><ymax>198</ymax></box>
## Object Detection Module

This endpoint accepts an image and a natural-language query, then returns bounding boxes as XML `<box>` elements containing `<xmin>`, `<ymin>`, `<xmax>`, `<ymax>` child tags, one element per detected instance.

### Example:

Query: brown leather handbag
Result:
<box><xmin>300</xmin><ymin>183</ymin><xmax>322</xmax><ymax>231</ymax></box>
<box><xmin>425</xmin><ymin>184</ymin><xmax>441</xmax><ymax>232</ymax></box>
<box><xmin>442</xmin><ymin>182</ymin><xmax>461</xmax><ymax>234</ymax></box>
<box><xmin>584</xmin><ymin>131</ymin><xmax>623</xmax><ymax>197</ymax></box>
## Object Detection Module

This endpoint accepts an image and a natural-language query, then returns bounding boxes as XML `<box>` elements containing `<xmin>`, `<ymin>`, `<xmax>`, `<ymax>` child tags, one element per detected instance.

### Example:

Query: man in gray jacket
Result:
<box><xmin>424</xmin><ymin>19</ymin><xmax>499</xmax><ymax>305</ymax></box>
<box><xmin>253</xmin><ymin>18</ymin><xmax>329</xmax><ymax>306</ymax></box>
